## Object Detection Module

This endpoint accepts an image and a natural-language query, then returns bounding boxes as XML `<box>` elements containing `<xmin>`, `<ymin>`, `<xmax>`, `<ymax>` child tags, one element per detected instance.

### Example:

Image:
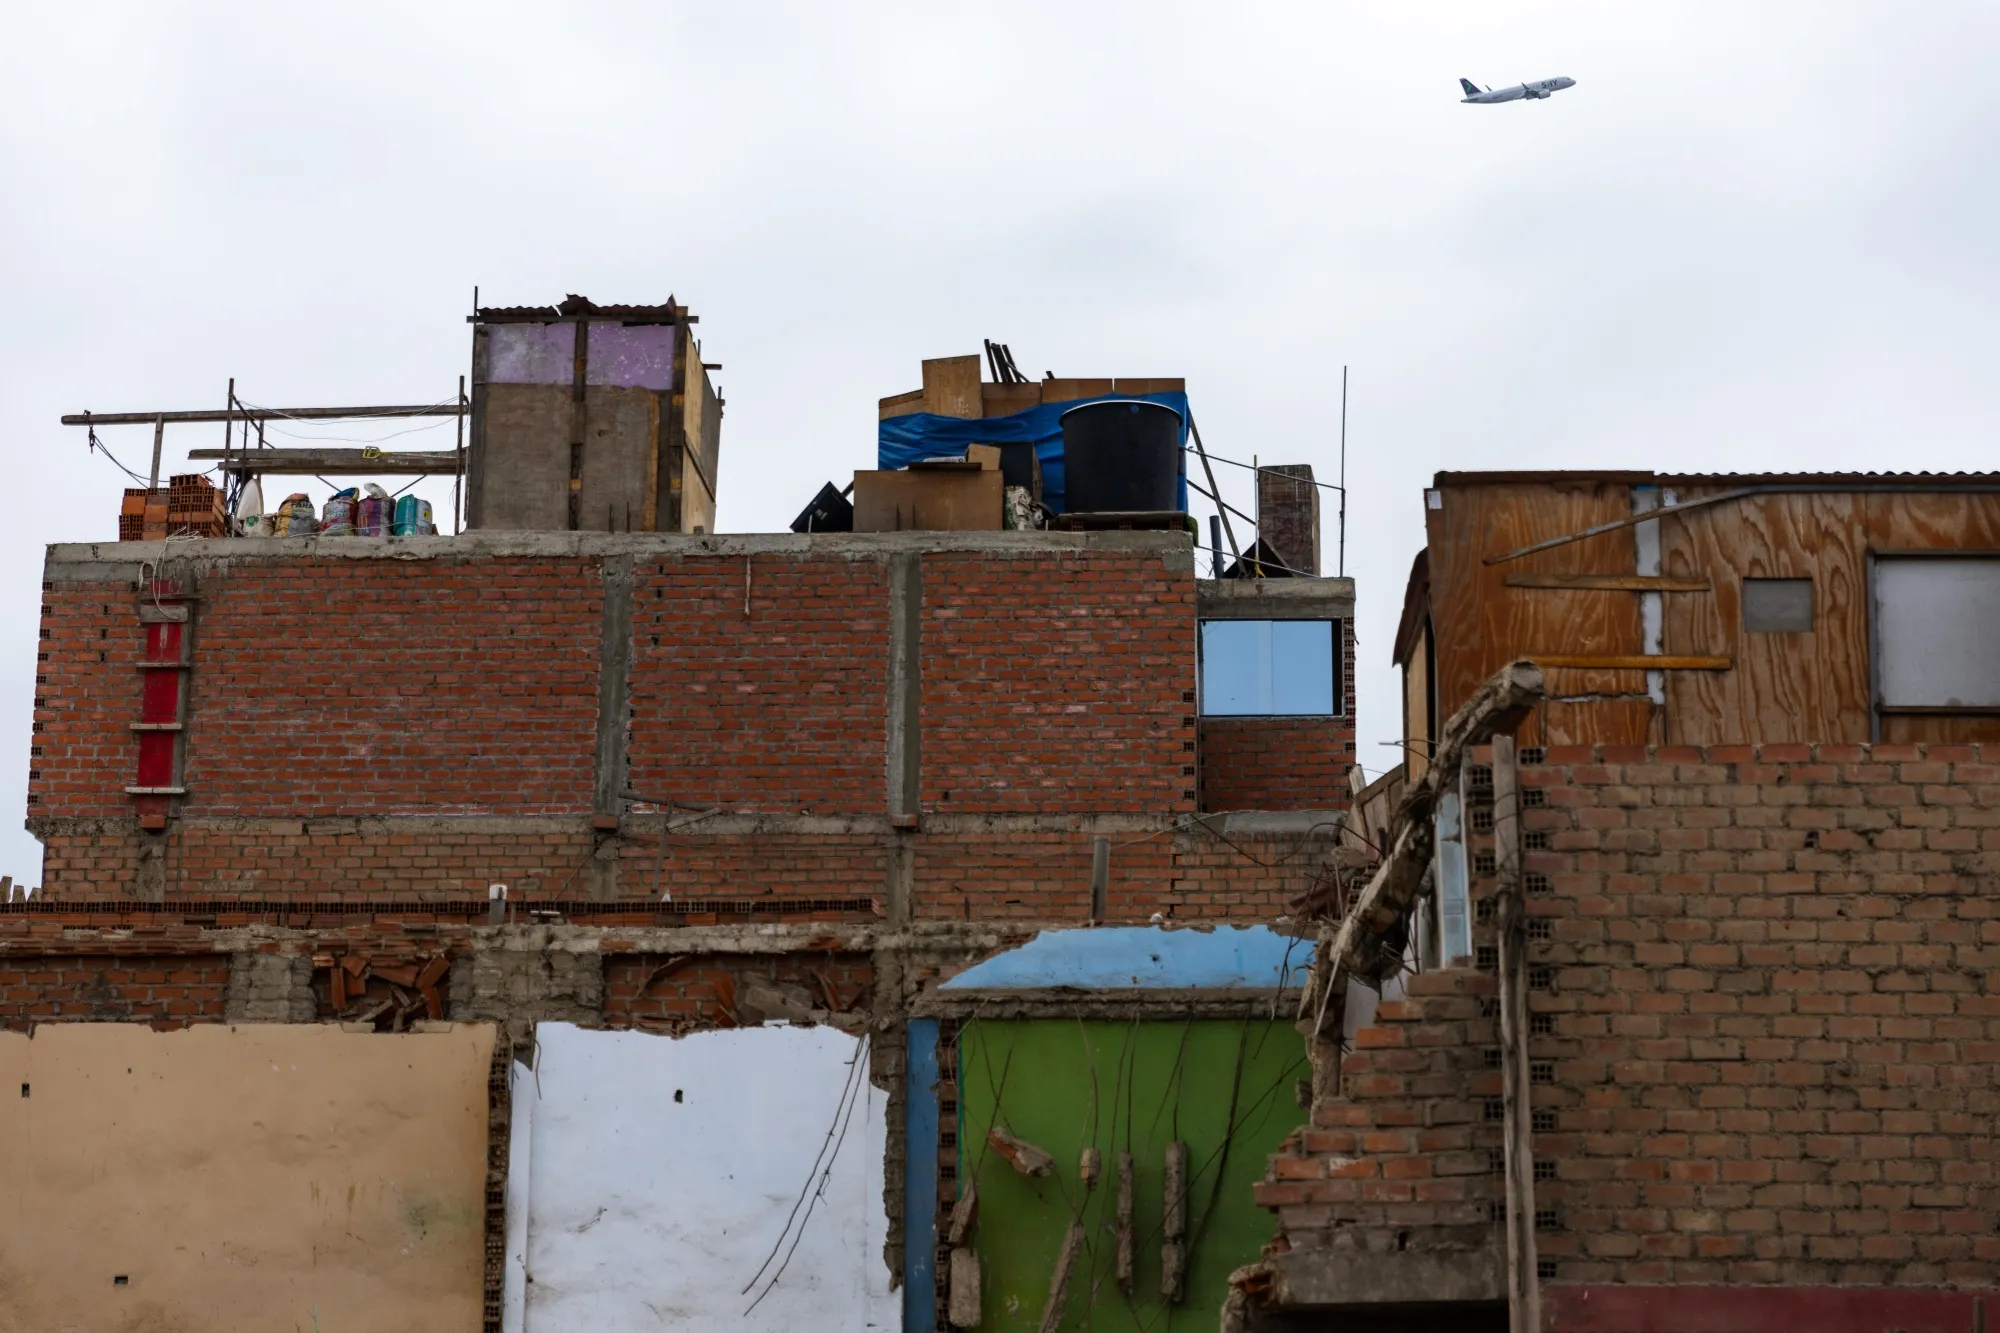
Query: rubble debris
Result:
<box><xmin>1162</xmin><ymin>1139</ymin><xmax>1188</xmax><ymax>1302</ymax></box>
<box><xmin>1035</xmin><ymin>1220</ymin><xmax>1085</xmax><ymax>1333</ymax></box>
<box><xmin>986</xmin><ymin>1126</ymin><xmax>1054</xmax><ymax>1178</ymax></box>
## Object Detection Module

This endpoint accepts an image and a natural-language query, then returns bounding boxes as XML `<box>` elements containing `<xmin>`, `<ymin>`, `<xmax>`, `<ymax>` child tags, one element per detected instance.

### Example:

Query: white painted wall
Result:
<box><xmin>503</xmin><ymin>1023</ymin><xmax>893</xmax><ymax>1332</ymax></box>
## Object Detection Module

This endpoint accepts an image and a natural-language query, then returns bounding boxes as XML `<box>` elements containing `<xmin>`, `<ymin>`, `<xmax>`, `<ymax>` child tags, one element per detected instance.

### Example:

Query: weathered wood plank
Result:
<box><xmin>1503</xmin><ymin>573</ymin><xmax>1710</xmax><ymax>591</ymax></box>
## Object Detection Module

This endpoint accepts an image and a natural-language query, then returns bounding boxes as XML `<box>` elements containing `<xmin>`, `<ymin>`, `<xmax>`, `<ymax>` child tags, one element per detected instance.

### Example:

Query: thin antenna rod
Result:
<box><xmin>1338</xmin><ymin>365</ymin><xmax>1349</xmax><ymax>578</ymax></box>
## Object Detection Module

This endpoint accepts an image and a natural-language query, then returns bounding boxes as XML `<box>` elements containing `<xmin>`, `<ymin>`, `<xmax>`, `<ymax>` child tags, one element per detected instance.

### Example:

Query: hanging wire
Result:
<box><xmin>85</xmin><ymin>426</ymin><xmax>154</xmax><ymax>487</ymax></box>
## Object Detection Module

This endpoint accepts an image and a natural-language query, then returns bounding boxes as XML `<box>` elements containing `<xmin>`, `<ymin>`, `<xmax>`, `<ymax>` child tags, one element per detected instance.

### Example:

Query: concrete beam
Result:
<box><xmin>1197</xmin><ymin>576</ymin><xmax>1355</xmax><ymax>621</ymax></box>
<box><xmin>1266</xmin><ymin>1245</ymin><xmax>1505</xmax><ymax>1308</ymax></box>
<box><xmin>43</xmin><ymin>528</ymin><xmax>1194</xmax><ymax>585</ymax></box>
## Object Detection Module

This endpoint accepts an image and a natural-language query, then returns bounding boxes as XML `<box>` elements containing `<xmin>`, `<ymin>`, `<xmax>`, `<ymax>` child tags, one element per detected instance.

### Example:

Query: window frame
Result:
<box><xmin>1196</xmin><ymin>616</ymin><xmax>1345</xmax><ymax>719</ymax></box>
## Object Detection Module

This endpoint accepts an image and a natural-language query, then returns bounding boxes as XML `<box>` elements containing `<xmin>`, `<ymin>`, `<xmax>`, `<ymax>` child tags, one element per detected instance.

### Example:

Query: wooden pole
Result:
<box><xmin>1493</xmin><ymin>734</ymin><xmax>1541</xmax><ymax>1333</ymax></box>
<box><xmin>148</xmin><ymin>414</ymin><xmax>164</xmax><ymax>491</ymax></box>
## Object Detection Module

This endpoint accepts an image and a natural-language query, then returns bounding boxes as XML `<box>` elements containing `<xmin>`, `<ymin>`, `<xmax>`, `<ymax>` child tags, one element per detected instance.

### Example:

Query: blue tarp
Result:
<box><xmin>877</xmin><ymin>391</ymin><xmax>1190</xmax><ymax>514</ymax></box>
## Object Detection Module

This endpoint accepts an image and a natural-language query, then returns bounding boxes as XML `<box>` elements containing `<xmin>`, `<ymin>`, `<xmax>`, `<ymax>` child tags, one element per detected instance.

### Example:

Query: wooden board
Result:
<box><xmin>1530</xmin><ymin>654</ymin><xmax>1731</xmax><ymax>670</ymax></box>
<box><xmin>922</xmin><ymin>356</ymin><xmax>983</xmax><ymax>419</ymax></box>
<box><xmin>1113</xmin><ymin>378</ymin><xmax>1186</xmax><ymax>396</ymax></box>
<box><xmin>1404</xmin><ymin>621</ymin><xmax>1432</xmax><ymax>786</ymax></box>
<box><xmin>1661</xmin><ymin>489</ymin><xmax>1869</xmax><ymax>744</ymax></box>
<box><xmin>878</xmin><ymin>388</ymin><xmax>926</xmax><ymax>420</ymax></box>
<box><xmin>980</xmin><ymin>383</ymin><xmax>1042</xmax><ymax>418</ymax></box>
<box><xmin>1425</xmin><ymin>478</ymin><xmax>1651</xmax><ymax>747</ymax></box>
<box><xmin>851</xmin><ymin>469</ymin><xmax>1002</xmax><ymax>532</ymax></box>
<box><xmin>1504</xmin><ymin>573</ymin><xmax>1710</xmax><ymax>592</ymax></box>
<box><xmin>1040</xmin><ymin>378</ymin><xmax>1115</xmax><ymax>404</ymax></box>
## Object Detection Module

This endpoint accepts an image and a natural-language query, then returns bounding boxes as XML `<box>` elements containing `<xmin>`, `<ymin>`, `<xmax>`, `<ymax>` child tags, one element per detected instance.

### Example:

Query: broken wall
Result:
<box><xmin>0</xmin><ymin>1023</ymin><xmax>493</xmax><ymax>1332</ymax></box>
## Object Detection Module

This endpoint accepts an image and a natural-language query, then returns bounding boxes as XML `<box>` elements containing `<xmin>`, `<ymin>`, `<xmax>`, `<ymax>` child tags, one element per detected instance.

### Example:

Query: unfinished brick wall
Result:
<box><xmin>0</xmin><ymin>952</ymin><xmax>229</xmax><ymax>1029</ymax></box>
<box><xmin>187</xmin><ymin>559</ymin><xmax>603</xmax><ymax>817</ymax></box>
<box><xmin>1256</xmin><ymin>969</ymin><xmax>1504</xmax><ymax>1257</ymax></box>
<box><xmin>628</xmin><ymin>555</ymin><xmax>890</xmax><ymax>813</ymax></box>
<box><xmin>602</xmin><ymin>952</ymin><xmax>874</xmax><ymax>1029</ymax></box>
<box><xmin>1199</xmin><ymin>718</ymin><xmax>1357</xmax><ymax>813</ymax></box>
<box><xmin>921</xmin><ymin>551</ymin><xmax>1196</xmax><ymax>815</ymax></box>
<box><xmin>1262</xmin><ymin>742</ymin><xmax>2000</xmax><ymax>1308</ymax></box>
<box><xmin>30</xmin><ymin>582</ymin><xmax>145</xmax><ymax>819</ymax></box>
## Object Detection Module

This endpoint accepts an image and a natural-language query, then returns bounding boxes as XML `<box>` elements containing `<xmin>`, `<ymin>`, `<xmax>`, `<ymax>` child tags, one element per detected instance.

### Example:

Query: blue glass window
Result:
<box><xmin>1199</xmin><ymin>619</ymin><xmax>1340</xmax><ymax>716</ymax></box>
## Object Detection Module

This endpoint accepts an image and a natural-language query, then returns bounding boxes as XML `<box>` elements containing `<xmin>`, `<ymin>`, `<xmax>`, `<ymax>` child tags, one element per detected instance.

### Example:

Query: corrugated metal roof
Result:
<box><xmin>471</xmin><ymin>294</ymin><xmax>685</xmax><ymax>325</ymax></box>
<box><xmin>1436</xmin><ymin>469</ymin><xmax>2000</xmax><ymax>487</ymax></box>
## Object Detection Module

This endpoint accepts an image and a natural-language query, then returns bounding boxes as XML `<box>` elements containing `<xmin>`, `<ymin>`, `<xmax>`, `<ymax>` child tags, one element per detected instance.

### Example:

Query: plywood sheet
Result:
<box><xmin>507</xmin><ymin>1024</ymin><xmax>891</xmax><ymax>1331</ymax></box>
<box><xmin>852</xmin><ymin>469</ymin><xmax>1002</xmax><ymax>532</ymax></box>
<box><xmin>0</xmin><ymin>1023</ymin><xmax>493</xmax><ymax>1333</ymax></box>
<box><xmin>878</xmin><ymin>388</ymin><xmax>926</xmax><ymax>420</ymax></box>
<box><xmin>1040</xmin><ymin>378</ymin><xmax>1115</xmax><ymax>404</ymax></box>
<box><xmin>1426</xmin><ymin>479</ymin><xmax>1649</xmax><ymax>746</ymax></box>
<box><xmin>922</xmin><ymin>355</ymin><xmax>983</xmax><ymax>419</ymax></box>
<box><xmin>980</xmin><ymin>382</ymin><xmax>1042</xmax><ymax>418</ymax></box>
<box><xmin>578</xmin><ymin>384</ymin><xmax>658</xmax><ymax>533</ymax></box>
<box><xmin>1661</xmin><ymin>490</ymin><xmax>1869</xmax><ymax>744</ymax></box>
<box><xmin>475</xmin><ymin>383</ymin><xmax>572</xmax><ymax>531</ymax></box>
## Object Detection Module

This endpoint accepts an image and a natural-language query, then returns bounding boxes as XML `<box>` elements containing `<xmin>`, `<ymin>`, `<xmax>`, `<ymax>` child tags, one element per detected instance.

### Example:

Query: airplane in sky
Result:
<box><xmin>1459</xmin><ymin>76</ymin><xmax>1575</xmax><ymax>104</ymax></box>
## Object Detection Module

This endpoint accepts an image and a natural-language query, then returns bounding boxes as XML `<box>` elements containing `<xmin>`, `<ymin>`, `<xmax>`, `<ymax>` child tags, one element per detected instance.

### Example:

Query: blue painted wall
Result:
<box><xmin>938</xmin><ymin>925</ymin><xmax>1314</xmax><ymax>992</ymax></box>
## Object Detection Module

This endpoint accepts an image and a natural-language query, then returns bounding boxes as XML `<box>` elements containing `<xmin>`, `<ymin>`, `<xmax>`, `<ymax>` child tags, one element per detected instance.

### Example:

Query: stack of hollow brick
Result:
<box><xmin>117</xmin><ymin>476</ymin><xmax>225</xmax><ymax>541</ymax></box>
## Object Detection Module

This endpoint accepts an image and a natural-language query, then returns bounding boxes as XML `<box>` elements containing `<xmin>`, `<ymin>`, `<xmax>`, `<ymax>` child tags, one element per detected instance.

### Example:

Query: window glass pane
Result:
<box><xmin>1199</xmin><ymin>619</ymin><xmax>1336</xmax><ymax>716</ymax></box>
<box><xmin>1199</xmin><ymin>621</ymin><xmax>1271</xmax><ymax>714</ymax></box>
<box><xmin>1270</xmin><ymin>620</ymin><xmax>1335</xmax><ymax>714</ymax></box>
<box><xmin>1875</xmin><ymin>558</ymin><xmax>2000</xmax><ymax>707</ymax></box>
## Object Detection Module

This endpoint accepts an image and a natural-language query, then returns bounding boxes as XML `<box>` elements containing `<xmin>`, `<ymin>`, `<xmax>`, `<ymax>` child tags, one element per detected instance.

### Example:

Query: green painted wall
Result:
<box><xmin>956</xmin><ymin>1019</ymin><xmax>1308</xmax><ymax>1330</ymax></box>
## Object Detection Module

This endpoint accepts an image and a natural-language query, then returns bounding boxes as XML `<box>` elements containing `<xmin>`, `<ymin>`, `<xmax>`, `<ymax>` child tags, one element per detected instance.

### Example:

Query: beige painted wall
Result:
<box><xmin>0</xmin><ymin>1022</ymin><xmax>494</xmax><ymax>1333</ymax></box>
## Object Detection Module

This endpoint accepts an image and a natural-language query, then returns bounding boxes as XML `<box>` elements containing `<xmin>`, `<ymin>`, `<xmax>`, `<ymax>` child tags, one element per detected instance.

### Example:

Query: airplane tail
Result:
<box><xmin>1458</xmin><ymin>77</ymin><xmax>1481</xmax><ymax>97</ymax></box>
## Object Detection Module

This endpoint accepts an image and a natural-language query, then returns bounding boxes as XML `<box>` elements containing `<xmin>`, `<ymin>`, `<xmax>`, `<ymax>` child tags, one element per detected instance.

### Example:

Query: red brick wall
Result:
<box><xmin>1256</xmin><ymin>968</ymin><xmax>1503</xmax><ymax>1253</ymax></box>
<box><xmin>920</xmin><ymin>552</ymin><xmax>1195</xmax><ymax>815</ymax></box>
<box><xmin>31</xmin><ymin>582</ymin><xmax>144</xmax><ymax>819</ymax></box>
<box><xmin>1262</xmin><ymin>742</ymin><xmax>2000</xmax><ymax>1305</ymax></box>
<box><xmin>629</xmin><ymin>555</ymin><xmax>889</xmax><ymax>813</ymax></box>
<box><xmin>186</xmin><ymin>559</ymin><xmax>602</xmax><ymax>816</ymax></box>
<box><xmin>1199</xmin><ymin>717</ymin><xmax>1356</xmax><ymax>812</ymax></box>
<box><xmin>0</xmin><ymin>952</ymin><xmax>229</xmax><ymax>1029</ymax></box>
<box><xmin>602</xmin><ymin>952</ymin><xmax>874</xmax><ymax>1029</ymax></box>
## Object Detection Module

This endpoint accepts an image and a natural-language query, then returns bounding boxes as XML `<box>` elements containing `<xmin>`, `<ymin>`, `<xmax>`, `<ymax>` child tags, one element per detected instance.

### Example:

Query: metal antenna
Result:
<box><xmin>1339</xmin><ymin>365</ymin><xmax>1349</xmax><ymax>578</ymax></box>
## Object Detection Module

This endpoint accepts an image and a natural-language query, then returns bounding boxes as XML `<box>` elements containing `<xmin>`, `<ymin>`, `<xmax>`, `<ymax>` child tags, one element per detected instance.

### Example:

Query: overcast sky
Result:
<box><xmin>4</xmin><ymin>3</ymin><xmax>1998</xmax><ymax>884</ymax></box>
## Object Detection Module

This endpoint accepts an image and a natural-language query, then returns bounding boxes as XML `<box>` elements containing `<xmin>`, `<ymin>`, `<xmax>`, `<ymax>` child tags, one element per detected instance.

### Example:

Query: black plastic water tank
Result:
<box><xmin>1058</xmin><ymin>399</ymin><xmax>1183</xmax><ymax>513</ymax></box>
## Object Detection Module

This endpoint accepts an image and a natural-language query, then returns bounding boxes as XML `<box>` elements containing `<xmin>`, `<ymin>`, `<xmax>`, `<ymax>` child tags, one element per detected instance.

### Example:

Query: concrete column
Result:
<box><xmin>590</xmin><ymin>555</ymin><xmax>635</xmax><ymax>900</ymax></box>
<box><xmin>885</xmin><ymin>553</ymin><xmax>922</xmax><ymax>924</ymax></box>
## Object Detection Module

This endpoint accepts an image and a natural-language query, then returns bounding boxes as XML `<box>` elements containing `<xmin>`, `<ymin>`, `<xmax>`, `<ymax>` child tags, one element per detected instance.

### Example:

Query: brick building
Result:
<box><xmin>11</xmin><ymin>518</ymin><xmax>1356</xmax><ymax>1328</ymax></box>
<box><xmin>1250</xmin><ymin>473</ymin><xmax>2000</xmax><ymax>1333</ymax></box>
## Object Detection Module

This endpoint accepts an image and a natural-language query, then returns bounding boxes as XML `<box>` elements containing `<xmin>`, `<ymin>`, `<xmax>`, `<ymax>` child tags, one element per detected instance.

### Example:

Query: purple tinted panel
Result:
<box><xmin>486</xmin><ymin>324</ymin><xmax>574</xmax><ymax>384</ymax></box>
<box><xmin>587</xmin><ymin>325</ymin><xmax>676</xmax><ymax>390</ymax></box>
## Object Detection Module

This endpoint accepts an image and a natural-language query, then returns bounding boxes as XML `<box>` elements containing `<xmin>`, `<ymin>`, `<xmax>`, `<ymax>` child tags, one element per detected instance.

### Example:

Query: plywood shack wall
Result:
<box><xmin>0</xmin><ymin>1023</ymin><xmax>494</xmax><ymax>1333</ymax></box>
<box><xmin>1418</xmin><ymin>473</ymin><xmax>2000</xmax><ymax>747</ymax></box>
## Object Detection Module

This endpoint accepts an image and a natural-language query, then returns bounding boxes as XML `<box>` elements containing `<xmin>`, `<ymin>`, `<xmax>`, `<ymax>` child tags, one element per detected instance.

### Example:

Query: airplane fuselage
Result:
<box><xmin>1461</xmin><ymin>76</ymin><xmax>1575</xmax><ymax>104</ymax></box>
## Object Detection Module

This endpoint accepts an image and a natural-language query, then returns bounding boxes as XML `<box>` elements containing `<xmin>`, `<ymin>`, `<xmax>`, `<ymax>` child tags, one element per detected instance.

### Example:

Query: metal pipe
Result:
<box><xmin>1187</xmin><ymin>413</ymin><xmax>1240</xmax><ymax>571</ymax></box>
